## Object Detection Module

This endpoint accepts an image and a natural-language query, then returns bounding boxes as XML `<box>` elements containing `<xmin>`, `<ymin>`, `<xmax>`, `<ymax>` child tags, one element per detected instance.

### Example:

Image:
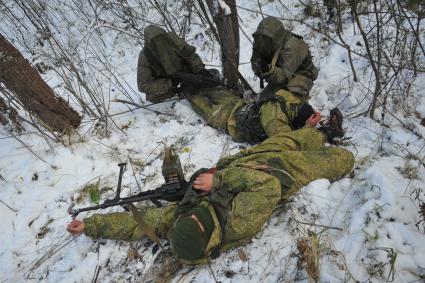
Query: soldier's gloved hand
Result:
<box><xmin>262</xmin><ymin>66</ymin><xmax>287</xmax><ymax>85</ymax></box>
<box><xmin>252</xmin><ymin>61</ymin><xmax>262</xmax><ymax>77</ymax></box>
<box><xmin>260</xmin><ymin>64</ymin><xmax>274</xmax><ymax>78</ymax></box>
<box><xmin>67</xmin><ymin>219</ymin><xmax>85</xmax><ymax>236</ymax></box>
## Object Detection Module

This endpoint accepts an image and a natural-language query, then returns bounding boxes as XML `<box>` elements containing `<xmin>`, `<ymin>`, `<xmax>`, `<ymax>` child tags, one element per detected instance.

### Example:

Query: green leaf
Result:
<box><xmin>89</xmin><ymin>188</ymin><xmax>100</xmax><ymax>204</ymax></box>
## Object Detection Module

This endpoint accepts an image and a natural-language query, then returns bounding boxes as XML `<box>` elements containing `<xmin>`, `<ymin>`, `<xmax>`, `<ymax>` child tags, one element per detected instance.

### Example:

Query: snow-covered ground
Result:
<box><xmin>1</xmin><ymin>1</ymin><xmax>424</xmax><ymax>282</ymax></box>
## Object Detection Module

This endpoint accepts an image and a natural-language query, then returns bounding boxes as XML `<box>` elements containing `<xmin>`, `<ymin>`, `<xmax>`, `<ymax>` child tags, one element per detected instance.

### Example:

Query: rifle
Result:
<box><xmin>68</xmin><ymin>147</ymin><xmax>188</xmax><ymax>219</ymax></box>
<box><xmin>168</xmin><ymin>71</ymin><xmax>229</xmax><ymax>89</ymax></box>
<box><xmin>252</xmin><ymin>61</ymin><xmax>269</xmax><ymax>89</ymax></box>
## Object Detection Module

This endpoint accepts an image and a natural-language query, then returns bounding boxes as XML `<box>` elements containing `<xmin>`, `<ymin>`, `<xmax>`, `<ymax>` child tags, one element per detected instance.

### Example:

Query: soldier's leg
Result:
<box><xmin>278</xmin><ymin>146</ymin><xmax>354</xmax><ymax>199</ymax></box>
<box><xmin>259</xmin><ymin>101</ymin><xmax>292</xmax><ymax>136</ymax></box>
<box><xmin>83</xmin><ymin>204</ymin><xmax>176</xmax><ymax>241</ymax></box>
<box><xmin>216</xmin><ymin>128</ymin><xmax>327</xmax><ymax>168</ymax></box>
<box><xmin>187</xmin><ymin>88</ymin><xmax>243</xmax><ymax>130</ymax></box>
<box><xmin>262</xmin><ymin>127</ymin><xmax>326</xmax><ymax>151</ymax></box>
<box><xmin>260</xmin><ymin>89</ymin><xmax>307</xmax><ymax>137</ymax></box>
<box><xmin>286</xmin><ymin>74</ymin><xmax>314</xmax><ymax>100</ymax></box>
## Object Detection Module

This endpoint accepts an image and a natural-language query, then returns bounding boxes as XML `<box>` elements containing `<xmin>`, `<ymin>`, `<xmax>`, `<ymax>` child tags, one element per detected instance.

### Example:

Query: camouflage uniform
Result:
<box><xmin>83</xmin><ymin>128</ymin><xmax>354</xmax><ymax>265</ymax></box>
<box><xmin>138</xmin><ymin>25</ymin><xmax>310</xmax><ymax>143</ymax></box>
<box><xmin>251</xmin><ymin>17</ymin><xmax>318</xmax><ymax>99</ymax></box>
<box><xmin>187</xmin><ymin>87</ymin><xmax>306</xmax><ymax>143</ymax></box>
<box><xmin>137</xmin><ymin>25</ymin><xmax>204</xmax><ymax>103</ymax></box>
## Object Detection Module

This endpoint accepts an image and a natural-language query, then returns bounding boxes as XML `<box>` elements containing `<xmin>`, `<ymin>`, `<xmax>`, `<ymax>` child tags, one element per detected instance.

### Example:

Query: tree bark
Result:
<box><xmin>204</xmin><ymin>0</ymin><xmax>240</xmax><ymax>88</ymax></box>
<box><xmin>0</xmin><ymin>96</ymin><xmax>23</xmax><ymax>133</ymax></box>
<box><xmin>0</xmin><ymin>33</ymin><xmax>81</xmax><ymax>133</ymax></box>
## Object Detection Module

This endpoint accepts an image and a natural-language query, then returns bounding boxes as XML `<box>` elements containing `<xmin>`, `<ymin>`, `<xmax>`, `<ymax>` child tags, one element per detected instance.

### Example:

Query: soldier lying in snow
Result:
<box><xmin>67</xmin><ymin>120</ymin><xmax>354</xmax><ymax>265</ymax></box>
<box><xmin>137</xmin><ymin>25</ymin><xmax>343</xmax><ymax>144</ymax></box>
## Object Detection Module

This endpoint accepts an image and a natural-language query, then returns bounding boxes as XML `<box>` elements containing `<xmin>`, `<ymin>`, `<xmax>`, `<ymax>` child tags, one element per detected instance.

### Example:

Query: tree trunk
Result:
<box><xmin>0</xmin><ymin>33</ymin><xmax>81</xmax><ymax>133</ymax></box>
<box><xmin>0</xmin><ymin>96</ymin><xmax>23</xmax><ymax>133</ymax></box>
<box><xmin>204</xmin><ymin>0</ymin><xmax>240</xmax><ymax>88</ymax></box>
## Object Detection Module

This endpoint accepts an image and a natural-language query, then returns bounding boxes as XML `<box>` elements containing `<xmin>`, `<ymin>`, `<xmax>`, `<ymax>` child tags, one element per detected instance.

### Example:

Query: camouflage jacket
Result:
<box><xmin>251</xmin><ymin>17</ymin><xmax>318</xmax><ymax>97</ymax></box>
<box><xmin>137</xmin><ymin>25</ymin><xmax>204</xmax><ymax>103</ymax></box>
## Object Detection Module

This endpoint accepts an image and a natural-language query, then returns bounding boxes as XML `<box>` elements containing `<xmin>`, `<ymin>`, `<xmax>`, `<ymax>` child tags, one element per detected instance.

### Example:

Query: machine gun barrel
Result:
<box><xmin>68</xmin><ymin>181</ymin><xmax>188</xmax><ymax>218</ymax></box>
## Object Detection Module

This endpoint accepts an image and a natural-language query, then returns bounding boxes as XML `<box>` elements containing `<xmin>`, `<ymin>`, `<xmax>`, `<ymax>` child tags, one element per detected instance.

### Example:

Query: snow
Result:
<box><xmin>1</xmin><ymin>0</ymin><xmax>425</xmax><ymax>282</ymax></box>
<box><xmin>210</xmin><ymin>0</ymin><xmax>232</xmax><ymax>16</ymax></box>
<box><xmin>217</xmin><ymin>0</ymin><xmax>232</xmax><ymax>16</ymax></box>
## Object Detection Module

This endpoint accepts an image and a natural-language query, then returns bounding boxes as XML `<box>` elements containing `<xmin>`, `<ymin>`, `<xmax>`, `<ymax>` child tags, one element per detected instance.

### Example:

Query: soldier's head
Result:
<box><xmin>253</xmin><ymin>17</ymin><xmax>289</xmax><ymax>59</ymax></box>
<box><xmin>144</xmin><ymin>25</ymin><xmax>169</xmax><ymax>51</ymax></box>
<box><xmin>143</xmin><ymin>24</ymin><xmax>182</xmax><ymax>75</ymax></box>
<box><xmin>169</xmin><ymin>206</ymin><xmax>214</xmax><ymax>262</ymax></box>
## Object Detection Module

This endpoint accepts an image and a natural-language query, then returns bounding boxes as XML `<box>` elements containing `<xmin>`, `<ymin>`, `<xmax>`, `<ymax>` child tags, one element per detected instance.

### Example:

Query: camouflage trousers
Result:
<box><xmin>186</xmin><ymin>87</ymin><xmax>308</xmax><ymax>142</ymax></box>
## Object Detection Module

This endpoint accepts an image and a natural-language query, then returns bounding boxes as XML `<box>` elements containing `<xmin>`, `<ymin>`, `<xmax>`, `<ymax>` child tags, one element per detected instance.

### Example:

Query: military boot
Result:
<box><xmin>319</xmin><ymin>107</ymin><xmax>344</xmax><ymax>144</ymax></box>
<box><xmin>162</xmin><ymin>146</ymin><xmax>185</xmax><ymax>184</ymax></box>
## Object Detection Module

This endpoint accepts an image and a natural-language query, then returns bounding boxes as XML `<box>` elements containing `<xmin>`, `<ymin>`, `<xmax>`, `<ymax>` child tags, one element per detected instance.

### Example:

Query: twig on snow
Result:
<box><xmin>0</xmin><ymin>199</ymin><xmax>17</xmax><ymax>213</ymax></box>
<box><xmin>293</xmin><ymin>219</ymin><xmax>343</xmax><ymax>231</ymax></box>
<box><xmin>128</xmin><ymin>156</ymin><xmax>142</xmax><ymax>191</ymax></box>
<box><xmin>27</xmin><ymin>234</ymin><xmax>81</xmax><ymax>273</ymax></box>
<box><xmin>207</xmin><ymin>261</ymin><xmax>219</xmax><ymax>283</ymax></box>
<box><xmin>91</xmin><ymin>265</ymin><xmax>101</xmax><ymax>283</ymax></box>
<box><xmin>111</xmin><ymin>98</ymin><xmax>177</xmax><ymax>117</ymax></box>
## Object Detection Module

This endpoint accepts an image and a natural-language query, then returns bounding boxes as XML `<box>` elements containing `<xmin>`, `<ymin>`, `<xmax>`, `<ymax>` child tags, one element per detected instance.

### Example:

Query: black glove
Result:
<box><xmin>252</xmin><ymin>61</ymin><xmax>262</xmax><ymax>76</ymax></box>
<box><xmin>252</xmin><ymin>61</ymin><xmax>270</xmax><ymax>77</ymax></box>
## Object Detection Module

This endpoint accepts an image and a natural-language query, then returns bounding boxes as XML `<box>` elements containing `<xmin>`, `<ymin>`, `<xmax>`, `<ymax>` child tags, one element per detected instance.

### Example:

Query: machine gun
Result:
<box><xmin>68</xmin><ymin>147</ymin><xmax>188</xmax><ymax>219</ymax></box>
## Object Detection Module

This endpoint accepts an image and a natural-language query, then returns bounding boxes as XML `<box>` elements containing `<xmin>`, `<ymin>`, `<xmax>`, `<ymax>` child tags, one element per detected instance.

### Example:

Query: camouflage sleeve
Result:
<box><xmin>210</xmin><ymin>167</ymin><xmax>281</xmax><ymax>247</ymax></box>
<box><xmin>170</xmin><ymin>33</ymin><xmax>204</xmax><ymax>74</ymax></box>
<box><xmin>83</xmin><ymin>204</ymin><xmax>176</xmax><ymax>241</ymax></box>
<box><xmin>137</xmin><ymin>51</ymin><xmax>173</xmax><ymax>97</ymax></box>
<box><xmin>265</xmin><ymin>37</ymin><xmax>309</xmax><ymax>85</ymax></box>
<box><xmin>181</xmin><ymin>43</ymin><xmax>204</xmax><ymax>74</ymax></box>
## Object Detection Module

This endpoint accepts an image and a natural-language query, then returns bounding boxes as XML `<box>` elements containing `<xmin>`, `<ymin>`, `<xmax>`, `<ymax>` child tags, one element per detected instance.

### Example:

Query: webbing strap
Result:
<box><xmin>261</xmin><ymin>40</ymin><xmax>284</xmax><ymax>77</ymax></box>
<box><xmin>129</xmin><ymin>203</ymin><xmax>162</xmax><ymax>247</ymax></box>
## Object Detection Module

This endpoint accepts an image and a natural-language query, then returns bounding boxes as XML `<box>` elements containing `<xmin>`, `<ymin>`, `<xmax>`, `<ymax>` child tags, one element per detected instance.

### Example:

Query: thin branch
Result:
<box><xmin>111</xmin><ymin>99</ymin><xmax>176</xmax><ymax>116</ymax></box>
<box><xmin>293</xmin><ymin>219</ymin><xmax>343</xmax><ymax>231</ymax></box>
<box><xmin>0</xmin><ymin>199</ymin><xmax>17</xmax><ymax>213</ymax></box>
<box><xmin>236</xmin><ymin>5</ymin><xmax>425</xmax><ymax>73</ymax></box>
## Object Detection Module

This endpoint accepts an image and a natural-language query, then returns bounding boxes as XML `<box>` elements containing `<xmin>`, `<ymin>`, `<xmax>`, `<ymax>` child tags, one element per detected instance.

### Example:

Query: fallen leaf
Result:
<box><xmin>127</xmin><ymin>247</ymin><xmax>138</xmax><ymax>260</ymax></box>
<box><xmin>238</xmin><ymin>249</ymin><xmax>248</xmax><ymax>262</ymax></box>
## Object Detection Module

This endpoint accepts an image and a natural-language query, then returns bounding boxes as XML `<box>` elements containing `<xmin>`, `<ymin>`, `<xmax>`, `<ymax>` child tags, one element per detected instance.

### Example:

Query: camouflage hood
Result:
<box><xmin>253</xmin><ymin>17</ymin><xmax>289</xmax><ymax>57</ymax></box>
<box><xmin>143</xmin><ymin>25</ymin><xmax>182</xmax><ymax>75</ymax></box>
<box><xmin>144</xmin><ymin>25</ymin><xmax>168</xmax><ymax>47</ymax></box>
